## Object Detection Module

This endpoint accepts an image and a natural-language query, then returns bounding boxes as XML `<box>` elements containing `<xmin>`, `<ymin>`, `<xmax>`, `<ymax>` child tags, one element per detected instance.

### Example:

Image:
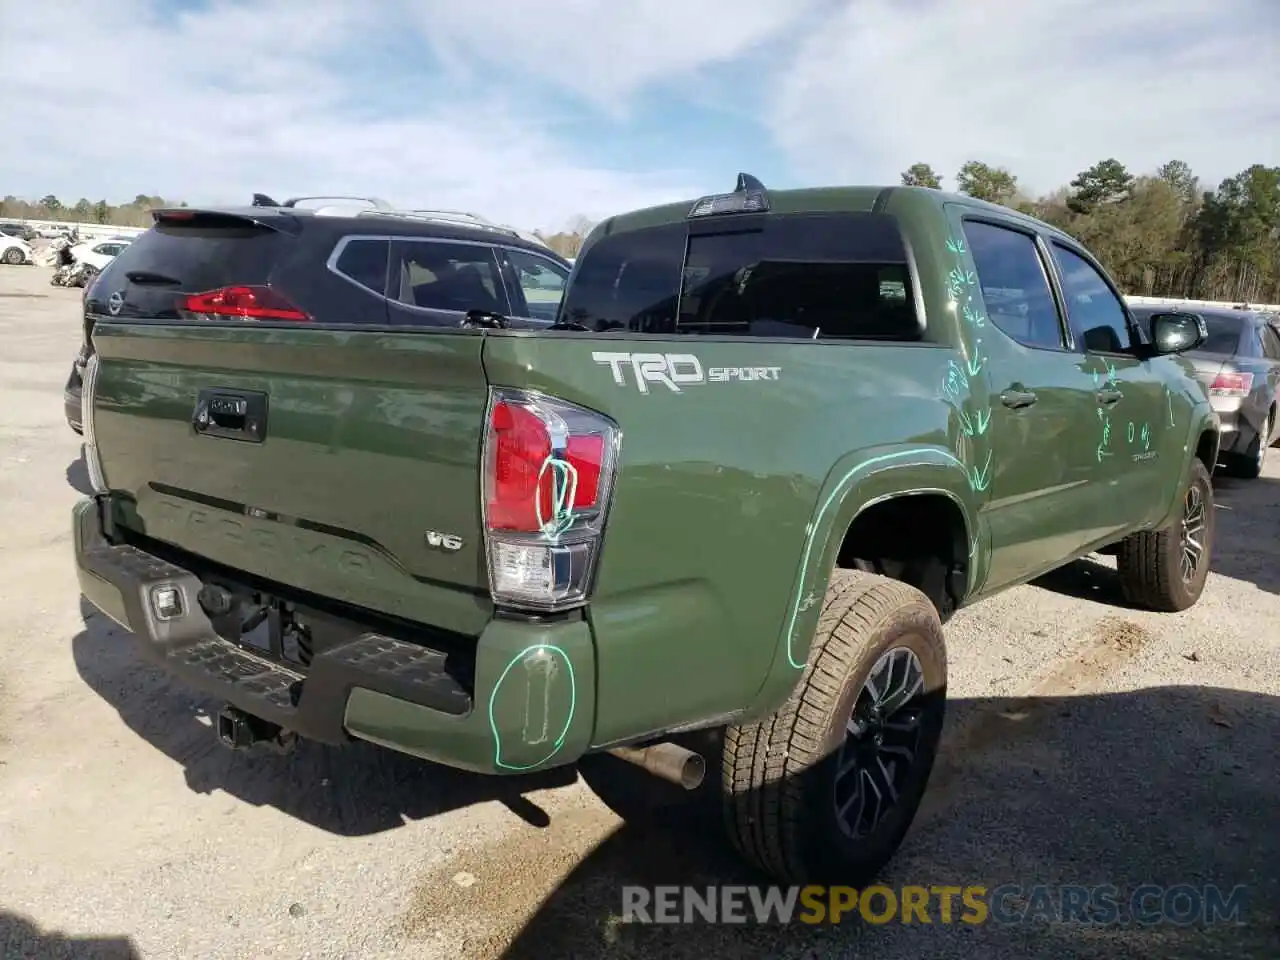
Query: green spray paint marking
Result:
<box><xmin>969</xmin><ymin>450</ymin><xmax>993</xmax><ymax>492</ymax></box>
<box><xmin>1141</xmin><ymin>423</ymin><xmax>1151</xmax><ymax>450</ymax></box>
<box><xmin>536</xmin><ymin>456</ymin><xmax>579</xmax><ymax>540</ymax></box>
<box><xmin>488</xmin><ymin>644</ymin><xmax>577</xmax><ymax>771</ymax></box>
<box><xmin>1096</xmin><ymin>408</ymin><xmax>1113</xmax><ymax>462</ymax></box>
<box><xmin>962</xmin><ymin>304</ymin><xmax>985</xmax><ymax>328</ymax></box>
<box><xmin>974</xmin><ymin>408</ymin><xmax>991</xmax><ymax>435</ymax></box>
<box><xmin>966</xmin><ymin>346</ymin><xmax>985</xmax><ymax>377</ymax></box>
<box><xmin>1167</xmin><ymin>388</ymin><xmax>1176</xmax><ymax>427</ymax></box>
<box><xmin>945</xmin><ymin>237</ymin><xmax>966</xmax><ymax>255</ymax></box>
<box><xmin>782</xmin><ymin>449</ymin><xmax>970</xmax><ymax>669</ymax></box>
<box><xmin>1127</xmin><ymin>421</ymin><xmax>1135</xmax><ymax>443</ymax></box>
<box><xmin>958</xmin><ymin>408</ymin><xmax>975</xmax><ymax>437</ymax></box>
<box><xmin>942</xmin><ymin>360</ymin><xmax>967</xmax><ymax>403</ymax></box>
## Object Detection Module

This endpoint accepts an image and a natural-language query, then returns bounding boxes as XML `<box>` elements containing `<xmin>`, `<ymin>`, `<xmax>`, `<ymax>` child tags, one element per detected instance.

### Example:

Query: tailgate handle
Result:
<box><xmin>193</xmin><ymin>389</ymin><xmax>268</xmax><ymax>443</ymax></box>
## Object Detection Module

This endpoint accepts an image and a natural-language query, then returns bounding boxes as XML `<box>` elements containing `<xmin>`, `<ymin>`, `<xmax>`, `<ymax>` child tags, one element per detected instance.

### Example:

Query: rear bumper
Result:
<box><xmin>1213</xmin><ymin>407</ymin><xmax>1252</xmax><ymax>457</ymax></box>
<box><xmin>72</xmin><ymin>496</ymin><xmax>597</xmax><ymax>775</ymax></box>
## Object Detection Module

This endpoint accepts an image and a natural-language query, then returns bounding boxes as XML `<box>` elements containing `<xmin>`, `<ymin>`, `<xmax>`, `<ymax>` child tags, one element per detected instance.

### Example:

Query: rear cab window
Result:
<box><xmin>559</xmin><ymin>212</ymin><xmax>922</xmax><ymax>341</ymax></box>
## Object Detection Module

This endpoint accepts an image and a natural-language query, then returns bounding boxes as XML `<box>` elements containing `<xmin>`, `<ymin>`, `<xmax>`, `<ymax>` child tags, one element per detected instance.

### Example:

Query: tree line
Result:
<box><xmin>902</xmin><ymin>159</ymin><xmax>1280</xmax><ymax>304</ymax></box>
<box><xmin>0</xmin><ymin>194</ymin><xmax>179</xmax><ymax>230</ymax></box>
<box><xmin>0</xmin><ymin>193</ymin><xmax>594</xmax><ymax>257</ymax></box>
<box><xmin>7</xmin><ymin>159</ymin><xmax>1279</xmax><ymax>302</ymax></box>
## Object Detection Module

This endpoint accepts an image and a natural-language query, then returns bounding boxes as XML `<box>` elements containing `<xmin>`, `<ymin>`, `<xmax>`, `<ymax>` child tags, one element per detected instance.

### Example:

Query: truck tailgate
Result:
<box><xmin>89</xmin><ymin>323</ymin><xmax>494</xmax><ymax>635</ymax></box>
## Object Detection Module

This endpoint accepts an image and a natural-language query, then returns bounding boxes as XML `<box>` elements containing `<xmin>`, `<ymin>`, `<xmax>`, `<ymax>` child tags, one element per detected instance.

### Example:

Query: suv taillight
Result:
<box><xmin>481</xmin><ymin>388</ymin><xmax>620</xmax><ymax>611</ymax></box>
<box><xmin>81</xmin><ymin>353</ymin><xmax>108</xmax><ymax>494</ymax></box>
<box><xmin>1208</xmin><ymin>371</ymin><xmax>1252</xmax><ymax>397</ymax></box>
<box><xmin>178</xmin><ymin>285</ymin><xmax>310</xmax><ymax>322</ymax></box>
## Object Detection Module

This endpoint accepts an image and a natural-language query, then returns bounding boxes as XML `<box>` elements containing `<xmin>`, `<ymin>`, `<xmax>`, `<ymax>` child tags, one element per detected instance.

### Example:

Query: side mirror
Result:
<box><xmin>1148</xmin><ymin>312</ymin><xmax>1206</xmax><ymax>355</ymax></box>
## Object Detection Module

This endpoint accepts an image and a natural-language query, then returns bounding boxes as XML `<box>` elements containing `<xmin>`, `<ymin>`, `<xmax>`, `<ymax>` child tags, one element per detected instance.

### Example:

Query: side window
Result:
<box><xmin>506</xmin><ymin>249</ymin><xmax>568</xmax><ymax>321</ymax></box>
<box><xmin>332</xmin><ymin>238</ymin><xmax>389</xmax><ymax>295</ymax></box>
<box><xmin>1260</xmin><ymin>325</ymin><xmax>1280</xmax><ymax>360</ymax></box>
<box><xmin>960</xmin><ymin>220</ymin><xmax>1064</xmax><ymax>349</ymax></box>
<box><xmin>391</xmin><ymin>241</ymin><xmax>507</xmax><ymax>314</ymax></box>
<box><xmin>1051</xmin><ymin>243</ymin><xmax>1132</xmax><ymax>353</ymax></box>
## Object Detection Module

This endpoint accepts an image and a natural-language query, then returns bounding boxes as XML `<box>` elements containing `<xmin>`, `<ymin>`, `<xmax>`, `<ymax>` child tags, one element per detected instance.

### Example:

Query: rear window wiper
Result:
<box><xmin>125</xmin><ymin>270</ymin><xmax>182</xmax><ymax>285</ymax></box>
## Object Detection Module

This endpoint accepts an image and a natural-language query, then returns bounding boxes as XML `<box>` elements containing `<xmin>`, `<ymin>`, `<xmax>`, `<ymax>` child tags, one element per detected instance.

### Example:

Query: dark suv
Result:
<box><xmin>63</xmin><ymin>196</ymin><xmax>573</xmax><ymax>433</ymax></box>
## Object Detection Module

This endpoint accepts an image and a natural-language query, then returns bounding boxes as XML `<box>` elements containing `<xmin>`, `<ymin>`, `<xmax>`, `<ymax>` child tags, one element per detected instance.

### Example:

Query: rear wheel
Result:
<box><xmin>722</xmin><ymin>570</ymin><xmax>946</xmax><ymax>885</ymax></box>
<box><xmin>2</xmin><ymin>247</ymin><xmax>24</xmax><ymax>265</ymax></box>
<box><xmin>1116</xmin><ymin>457</ymin><xmax>1214</xmax><ymax>611</ymax></box>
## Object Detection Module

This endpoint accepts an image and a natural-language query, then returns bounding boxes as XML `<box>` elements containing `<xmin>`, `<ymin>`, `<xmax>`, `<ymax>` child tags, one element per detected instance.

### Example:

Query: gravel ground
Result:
<box><xmin>0</xmin><ymin>263</ymin><xmax>1276</xmax><ymax>959</ymax></box>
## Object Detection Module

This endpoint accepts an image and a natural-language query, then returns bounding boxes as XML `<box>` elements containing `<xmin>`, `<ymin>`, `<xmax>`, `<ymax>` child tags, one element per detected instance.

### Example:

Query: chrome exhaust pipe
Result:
<box><xmin>606</xmin><ymin>741</ymin><xmax>706</xmax><ymax>790</ymax></box>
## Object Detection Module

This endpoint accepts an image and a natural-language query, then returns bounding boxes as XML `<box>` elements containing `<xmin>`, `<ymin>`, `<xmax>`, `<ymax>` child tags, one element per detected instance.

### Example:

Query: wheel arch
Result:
<box><xmin>742</xmin><ymin>446</ymin><xmax>982</xmax><ymax>721</ymax></box>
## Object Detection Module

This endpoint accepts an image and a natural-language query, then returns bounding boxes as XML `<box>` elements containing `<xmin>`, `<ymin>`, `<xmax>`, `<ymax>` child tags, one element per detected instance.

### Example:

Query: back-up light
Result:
<box><xmin>1208</xmin><ymin>371</ymin><xmax>1253</xmax><ymax>397</ymax></box>
<box><xmin>178</xmin><ymin>285</ymin><xmax>310</xmax><ymax>321</ymax></box>
<box><xmin>481</xmin><ymin>388</ymin><xmax>620</xmax><ymax>611</ymax></box>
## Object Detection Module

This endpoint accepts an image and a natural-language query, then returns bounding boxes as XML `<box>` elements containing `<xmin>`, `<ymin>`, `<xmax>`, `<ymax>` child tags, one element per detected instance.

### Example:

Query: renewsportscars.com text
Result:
<box><xmin>621</xmin><ymin>883</ymin><xmax>1250</xmax><ymax>926</ymax></box>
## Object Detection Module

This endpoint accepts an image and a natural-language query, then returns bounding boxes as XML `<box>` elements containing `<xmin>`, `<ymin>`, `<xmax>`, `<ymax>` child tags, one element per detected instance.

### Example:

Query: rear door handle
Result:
<box><xmin>1096</xmin><ymin>388</ymin><xmax>1123</xmax><ymax>406</ymax></box>
<box><xmin>1000</xmin><ymin>388</ymin><xmax>1037</xmax><ymax>409</ymax></box>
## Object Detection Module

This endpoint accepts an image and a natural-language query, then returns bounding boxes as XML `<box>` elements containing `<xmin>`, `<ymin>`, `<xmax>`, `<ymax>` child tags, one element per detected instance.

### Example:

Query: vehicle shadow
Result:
<box><xmin>460</xmin><ymin>684</ymin><xmax>1278</xmax><ymax>960</ymax></box>
<box><xmin>1206</xmin><ymin>473</ymin><xmax>1280</xmax><ymax>595</ymax></box>
<box><xmin>70</xmin><ymin>596</ymin><xmax>575</xmax><ymax>837</ymax></box>
<box><xmin>0</xmin><ymin>909</ymin><xmax>140</xmax><ymax>959</ymax></box>
<box><xmin>67</xmin><ymin>453</ymin><xmax>93</xmax><ymax>495</ymax></box>
<box><xmin>1031</xmin><ymin>472</ymin><xmax>1280</xmax><ymax>603</ymax></box>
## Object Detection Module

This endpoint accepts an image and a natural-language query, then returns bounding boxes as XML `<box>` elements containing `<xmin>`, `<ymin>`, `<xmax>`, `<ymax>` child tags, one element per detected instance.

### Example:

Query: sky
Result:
<box><xmin>0</xmin><ymin>0</ymin><xmax>1276</xmax><ymax>233</ymax></box>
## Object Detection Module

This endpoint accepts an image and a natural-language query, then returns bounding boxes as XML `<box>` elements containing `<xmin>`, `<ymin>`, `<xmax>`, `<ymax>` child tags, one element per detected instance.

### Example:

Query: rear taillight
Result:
<box><xmin>481</xmin><ymin>388</ymin><xmax>620</xmax><ymax>611</ymax></box>
<box><xmin>81</xmin><ymin>353</ymin><xmax>108</xmax><ymax>494</ymax></box>
<box><xmin>1208</xmin><ymin>371</ymin><xmax>1253</xmax><ymax>397</ymax></box>
<box><xmin>179</xmin><ymin>285</ymin><xmax>309</xmax><ymax>322</ymax></box>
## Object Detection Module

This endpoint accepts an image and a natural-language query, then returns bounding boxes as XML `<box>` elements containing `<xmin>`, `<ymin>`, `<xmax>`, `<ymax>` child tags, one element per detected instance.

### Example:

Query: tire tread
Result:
<box><xmin>723</xmin><ymin>570</ymin><xmax>938</xmax><ymax>883</ymax></box>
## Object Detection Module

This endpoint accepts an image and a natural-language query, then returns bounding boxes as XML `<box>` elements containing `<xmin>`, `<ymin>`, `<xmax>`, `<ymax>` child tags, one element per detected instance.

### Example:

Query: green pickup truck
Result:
<box><xmin>73</xmin><ymin>176</ymin><xmax>1218</xmax><ymax>885</ymax></box>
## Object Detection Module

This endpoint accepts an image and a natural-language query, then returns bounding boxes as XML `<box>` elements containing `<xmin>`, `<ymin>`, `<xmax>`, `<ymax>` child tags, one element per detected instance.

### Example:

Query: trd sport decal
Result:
<box><xmin>591</xmin><ymin>351</ymin><xmax>781</xmax><ymax>394</ymax></box>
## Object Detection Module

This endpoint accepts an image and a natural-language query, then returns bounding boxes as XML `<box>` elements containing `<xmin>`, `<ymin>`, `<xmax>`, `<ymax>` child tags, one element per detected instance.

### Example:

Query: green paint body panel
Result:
<box><xmin>77</xmin><ymin>185</ymin><xmax>1219</xmax><ymax>776</ymax></box>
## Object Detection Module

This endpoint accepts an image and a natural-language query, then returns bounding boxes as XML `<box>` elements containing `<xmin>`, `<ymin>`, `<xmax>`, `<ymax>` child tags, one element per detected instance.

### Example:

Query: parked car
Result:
<box><xmin>0</xmin><ymin>221</ymin><xmax>37</xmax><ymax>242</ymax></box>
<box><xmin>69</xmin><ymin>238</ymin><xmax>132</xmax><ymax>272</ymax></box>
<box><xmin>0</xmin><ymin>233</ymin><xmax>33</xmax><ymax>265</ymax></box>
<box><xmin>1129</xmin><ymin>304</ymin><xmax>1280</xmax><ymax>478</ymax></box>
<box><xmin>62</xmin><ymin>195</ymin><xmax>572</xmax><ymax>434</ymax></box>
<box><xmin>71</xmin><ymin>177</ymin><xmax>1218</xmax><ymax>887</ymax></box>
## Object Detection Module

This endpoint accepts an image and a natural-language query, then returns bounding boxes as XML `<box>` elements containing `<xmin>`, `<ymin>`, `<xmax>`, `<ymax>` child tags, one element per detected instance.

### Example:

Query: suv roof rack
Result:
<box><xmin>266</xmin><ymin>194</ymin><xmax>552</xmax><ymax>250</ymax></box>
<box><xmin>353</xmin><ymin>207</ymin><xmax>550</xmax><ymax>248</ymax></box>
<box><xmin>283</xmin><ymin>195</ymin><xmax>395</xmax><ymax>210</ymax></box>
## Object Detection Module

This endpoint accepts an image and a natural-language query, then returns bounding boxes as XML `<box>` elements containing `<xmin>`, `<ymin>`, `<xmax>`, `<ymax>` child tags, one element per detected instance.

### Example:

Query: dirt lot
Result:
<box><xmin>0</xmin><ymin>263</ymin><xmax>1276</xmax><ymax>959</ymax></box>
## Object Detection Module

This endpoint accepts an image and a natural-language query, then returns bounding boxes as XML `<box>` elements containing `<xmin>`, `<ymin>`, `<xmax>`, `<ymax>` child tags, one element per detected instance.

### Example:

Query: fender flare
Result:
<box><xmin>1154</xmin><ymin>406</ymin><xmax>1220</xmax><ymax>530</ymax></box>
<box><xmin>741</xmin><ymin>444</ymin><xmax>980</xmax><ymax>720</ymax></box>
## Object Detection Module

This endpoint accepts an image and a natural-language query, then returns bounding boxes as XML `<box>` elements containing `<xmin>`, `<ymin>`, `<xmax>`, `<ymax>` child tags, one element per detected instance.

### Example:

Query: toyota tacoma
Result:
<box><xmin>72</xmin><ymin>177</ymin><xmax>1219</xmax><ymax>885</ymax></box>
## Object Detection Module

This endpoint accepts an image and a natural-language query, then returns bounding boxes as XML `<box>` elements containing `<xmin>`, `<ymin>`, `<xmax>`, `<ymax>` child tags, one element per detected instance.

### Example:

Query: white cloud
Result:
<box><xmin>0</xmin><ymin>0</ymin><xmax>712</xmax><ymax>231</ymax></box>
<box><xmin>3</xmin><ymin>0</ymin><xmax>1274</xmax><ymax>232</ymax></box>
<box><xmin>401</xmin><ymin>0</ymin><xmax>822</xmax><ymax>114</ymax></box>
<box><xmin>767</xmin><ymin>0</ymin><xmax>1279</xmax><ymax>195</ymax></box>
